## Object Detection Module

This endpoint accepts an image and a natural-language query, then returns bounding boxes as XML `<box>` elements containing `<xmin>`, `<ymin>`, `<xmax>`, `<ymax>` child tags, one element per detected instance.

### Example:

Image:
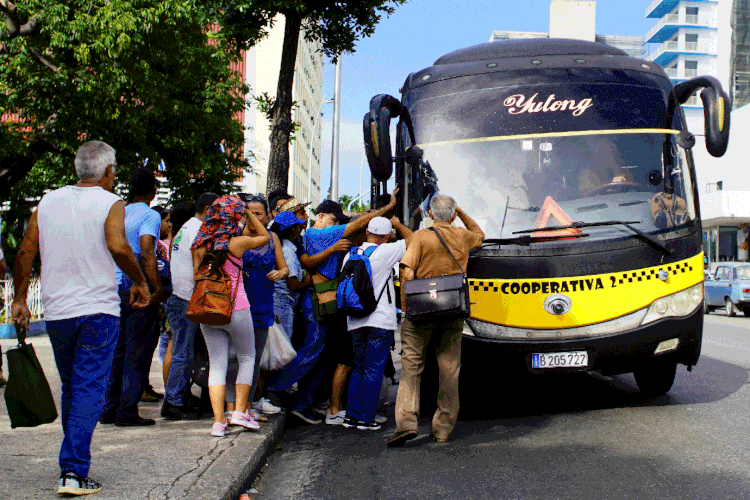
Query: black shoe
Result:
<box><xmin>387</xmin><ymin>429</ymin><xmax>418</xmax><ymax>447</ymax></box>
<box><xmin>98</xmin><ymin>413</ymin><xmax>116</xmax><ymax>425</ymax></box>
<box><xmin>342</xmin><ymin>415</ymin><xmax>381</xmax><ymax>431</ymax></box>
<box><xmin>142</xmin><ymin>385</ymin><xmax>163</xmax><ymax>402</ymax></box>
<box><xmin>115</xmin><ymin>415</ymin><xmax>156</xmax><ymax>427</ymax></box>
<box><xmin>161</xmin><ymin>402</ymin><xmax>183</xmax><ymax>421</ymax></box>
<box><xmin>290</xmin><ymin>408</ymin><xmax>323</xmax><ymax>424</ymax></box>
<box><xmin>58</xmin><ymin>472</ymin><xmax>102</xmax><ymax>495</ymax></box>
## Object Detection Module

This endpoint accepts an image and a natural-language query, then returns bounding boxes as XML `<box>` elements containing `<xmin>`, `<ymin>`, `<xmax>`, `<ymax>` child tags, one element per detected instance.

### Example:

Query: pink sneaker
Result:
<box><xmin>229</xmin><ymin>410</ymin><xmax>260</xmax><ymax>430</ymax></box>
<box><xmin>211</xmin><ymin>421</ymin><xmax>230</xmax><ymax>437</ymax></box>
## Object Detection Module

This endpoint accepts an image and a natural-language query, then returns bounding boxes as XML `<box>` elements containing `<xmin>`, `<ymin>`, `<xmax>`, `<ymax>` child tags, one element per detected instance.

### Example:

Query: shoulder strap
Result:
<box><xmin>363</xmin><ymin>245</ymin><xmax>378</xmax><ymax>257</ymax></box>
<box><xmin>429</xmin><ymin>227</ymin><xmax>465</xmax><ymax>274</ymax></box>
<box><xmin>375</xmin><ymin>268</ymin><xmax>394</xmax><ymax>304</ymax></box>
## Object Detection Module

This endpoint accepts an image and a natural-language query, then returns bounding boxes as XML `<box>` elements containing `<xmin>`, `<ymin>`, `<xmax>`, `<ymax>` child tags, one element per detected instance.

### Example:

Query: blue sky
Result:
<box><xmin>317</xmin><ymin>0</ymin><xmax>656</xmax><ymax>200</ymax></box>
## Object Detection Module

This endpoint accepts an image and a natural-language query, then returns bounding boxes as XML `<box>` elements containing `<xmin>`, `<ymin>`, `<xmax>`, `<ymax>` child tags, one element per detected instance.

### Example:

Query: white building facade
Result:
<box><xmin>490</xmin><ymin>1</ymin><xmax>643</xmax><ymax>58</ymax></box>
<box><xmin>644</xmin><ymin>0</ymin><xmax>720</xmax><ymax>133</ymax></box>
<box><xmin>242</xmin><ymin>17</ymin><xmax>325</xmax><ymax>205</ymax></box>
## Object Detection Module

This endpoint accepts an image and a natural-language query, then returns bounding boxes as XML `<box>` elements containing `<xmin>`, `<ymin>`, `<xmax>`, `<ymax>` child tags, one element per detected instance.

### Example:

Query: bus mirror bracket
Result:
<box><xmin>404</xmin><ymin>145</ymin><xmax>423</xmax><ymax>166</ymax></box>
<box><xmin>673</xmin><ymin>76</ymin><xmax>731</xmax><ymax>158</ymax></box>
<box><xmin>677</xmin><ymin>131</ymin><xmax>695</xmax><ymax>150</ymax></box>
<box><xmin>363</xmin><ymin>94</ymin><xmax>402</xmax><ymax>181</ymax></box>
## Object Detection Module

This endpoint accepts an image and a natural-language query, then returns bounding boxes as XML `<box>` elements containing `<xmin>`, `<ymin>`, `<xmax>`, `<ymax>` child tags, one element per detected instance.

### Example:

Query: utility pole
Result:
<box><xmin>330</xmin><ymin>58</ymin><xmax>342</xmax><ymax>201</ymax></box>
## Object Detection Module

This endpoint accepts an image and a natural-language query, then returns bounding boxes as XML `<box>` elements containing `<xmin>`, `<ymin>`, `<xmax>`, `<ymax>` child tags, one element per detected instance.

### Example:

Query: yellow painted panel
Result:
<box><xmin>468</xmin><ymin>253</ymin><xmax>704</xmax><ymax>329</ymax></box>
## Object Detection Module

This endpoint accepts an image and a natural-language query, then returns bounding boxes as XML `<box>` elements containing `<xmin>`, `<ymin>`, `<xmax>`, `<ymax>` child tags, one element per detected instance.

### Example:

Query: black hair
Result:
<box><xmin>152</xmin><ymin>205</ymin><xmax>169</xmax><ymax>220</ymax></box>
<box><xmin>269</xmin><ymin>191</ymin><xmax>292</xmax><ymax>211</ymax></box>
<box><xmin>196</xmin><ymin>192</ymin><xmax>220</xmax><ymax>214</ymax></box>
<box><xmin>128</xmin><ymin>167</ymin><xmax>157</xmax><ymax>201</ymax></box>
<box><xmin>170</xmin><ymin>201</ymin><xmax>196</xmax><ymax>235</ymax></box>
<box><xmin>269</xmin><ymin>221</ymin><xmax>295</xmax><ymax>242</ymax></box>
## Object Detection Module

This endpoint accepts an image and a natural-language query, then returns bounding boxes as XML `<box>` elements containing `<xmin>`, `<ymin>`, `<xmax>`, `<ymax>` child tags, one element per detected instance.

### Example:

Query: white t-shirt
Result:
<box><xmin>346</xmin><ymin>240</ymin><xmax>407</xmax><ymax>332</ymax></box>
<box><xmin>171</xmin><ymin>217</ymin><xmax>202</xmax><ymax>300</ymax></box>
<box><xmin>37</xmin><ymin>186</ymin><xmax>122</xmax><ymax>320</ymax></box>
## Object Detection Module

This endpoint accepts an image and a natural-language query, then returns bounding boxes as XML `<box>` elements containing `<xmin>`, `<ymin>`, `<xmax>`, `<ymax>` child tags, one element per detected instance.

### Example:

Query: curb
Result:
<box><xmin>186</xmin><ymin>412</ymin><xmax>286</xmax><ymax>500</ymax></box>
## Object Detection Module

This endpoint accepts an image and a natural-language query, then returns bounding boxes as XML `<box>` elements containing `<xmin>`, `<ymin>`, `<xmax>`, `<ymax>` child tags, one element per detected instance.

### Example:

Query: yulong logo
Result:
<box><xmin>503</xmin><ymin>93</ymin><xmax>593</xmax><ymax>117</ymax></box>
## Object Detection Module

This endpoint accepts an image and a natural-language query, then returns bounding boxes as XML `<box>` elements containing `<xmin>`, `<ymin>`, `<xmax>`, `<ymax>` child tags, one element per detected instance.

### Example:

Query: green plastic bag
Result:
<box><xmin>4</xmin><ymin>324</ymin><xmax>58</xmax><ymax>428</ymax></box>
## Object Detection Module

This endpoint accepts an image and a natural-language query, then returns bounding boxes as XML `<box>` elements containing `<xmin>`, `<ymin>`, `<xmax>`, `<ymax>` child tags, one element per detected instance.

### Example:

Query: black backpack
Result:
<box><xmin>336</xmin><ymin>246</ymin><xmax>392</xmax><ymax>318</ymax></box>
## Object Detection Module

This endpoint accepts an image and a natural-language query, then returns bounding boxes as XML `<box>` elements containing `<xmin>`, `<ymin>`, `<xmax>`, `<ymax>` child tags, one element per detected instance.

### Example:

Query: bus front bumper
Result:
<box><xmin>462</xmin><ymin>307</ymin><xmax>703</xmax><ymax>376</ymax></box>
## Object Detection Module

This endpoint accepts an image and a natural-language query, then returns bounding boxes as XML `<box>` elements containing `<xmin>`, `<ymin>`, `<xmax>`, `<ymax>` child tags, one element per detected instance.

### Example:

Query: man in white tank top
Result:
<box><xmin>12</xmin><ymin>141</ymin><xmax>150</xmax><ymax>496</ymax></box>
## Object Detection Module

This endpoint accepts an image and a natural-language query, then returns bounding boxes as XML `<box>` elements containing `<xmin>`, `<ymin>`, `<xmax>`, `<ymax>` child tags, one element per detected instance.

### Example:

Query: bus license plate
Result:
<box><xmin>532</xmin><ymin>351</ymin><xmax>588</xmax><ymax>369</ymax></box>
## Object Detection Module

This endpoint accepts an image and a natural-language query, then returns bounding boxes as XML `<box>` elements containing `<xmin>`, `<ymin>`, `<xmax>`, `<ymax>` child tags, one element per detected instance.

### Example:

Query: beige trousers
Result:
<box><xmin>394</xmin><ymin>318</ymin><xmax>463</xmax><ymax>440</ymax></box>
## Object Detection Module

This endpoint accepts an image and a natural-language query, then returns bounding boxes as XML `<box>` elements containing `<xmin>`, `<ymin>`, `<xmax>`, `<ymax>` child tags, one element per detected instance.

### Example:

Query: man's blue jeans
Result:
<box><xmin>103</xmin><ymin>290</ymin><xmax>159</xmax><ymax>420</ymax></box>
<box><xmin>47</xmin><ymin>314</ymin><xmax>119</xmax><ymax>477</ymax></box>
<box><xmin>267</xmin><ymin>291</ymin><xmax>329</xmax><ymax>411</ymax></box>
<box><xmin>164</xmin><ymin>295</ymin><xmax>198</xmax><ymax>406</ymax></box>
<box><xmin>346</xmin><ymin>327</ymin><xmax>393</xmax><ymax>423</ymax></box>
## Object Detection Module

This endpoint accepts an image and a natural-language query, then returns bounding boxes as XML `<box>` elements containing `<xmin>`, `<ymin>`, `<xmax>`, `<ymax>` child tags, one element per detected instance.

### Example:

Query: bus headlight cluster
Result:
<box><xmin>641</xmin><ymin>283</ymin><xmax>703</xmax><ymax>326</ymax></box>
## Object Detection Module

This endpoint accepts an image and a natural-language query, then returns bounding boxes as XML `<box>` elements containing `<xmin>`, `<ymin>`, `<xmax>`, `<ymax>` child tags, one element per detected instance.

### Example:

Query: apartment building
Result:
<box><xmin>730</xmin><ymin>0</ymin><xmax>750</xmax><ymax>108</ymax></box>
<box><xmin>242</xmin><ymin>17</ymin><xmax>325</xmax><ymax>204</ymax></box>
<box><xmin>644</xmin><ymin>0</ymin><xmax>719</xmax><ymax>132</ymax></box>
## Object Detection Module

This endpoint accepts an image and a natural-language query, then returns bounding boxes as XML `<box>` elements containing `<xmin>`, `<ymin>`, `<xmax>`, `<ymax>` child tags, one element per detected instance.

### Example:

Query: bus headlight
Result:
<box><xmin>641</xmin><ymin>283</ymin><xmax>703</xmax><ymax>326</ymax></box>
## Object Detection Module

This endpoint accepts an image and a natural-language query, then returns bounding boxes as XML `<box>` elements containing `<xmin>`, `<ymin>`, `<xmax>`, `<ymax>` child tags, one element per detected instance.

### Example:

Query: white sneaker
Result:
<box><xmin>325</xmin><ymin>410</ymin><xmax>346</xmax><ymax>425</ymax></box>
<box><xmin>252</xmin><ymin>397</ymin><xmax>281</xmax><ymax>415</ymax></box>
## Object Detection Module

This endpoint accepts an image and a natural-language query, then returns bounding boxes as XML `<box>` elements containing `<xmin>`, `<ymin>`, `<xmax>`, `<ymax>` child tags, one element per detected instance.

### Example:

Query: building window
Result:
<box><xmin>685</xmin><ymin>7</ymin><xmax>698</xmax><ymax>24</ymax></box>
<box><xmin>684</xmin><ymin>60</ymin><xmax>698</xmax><ymax>77</ymax></box>
<box><xmin>685</xmin><ymin>33</ymin><xmax>698</xmax><ymax>51</ymax></box>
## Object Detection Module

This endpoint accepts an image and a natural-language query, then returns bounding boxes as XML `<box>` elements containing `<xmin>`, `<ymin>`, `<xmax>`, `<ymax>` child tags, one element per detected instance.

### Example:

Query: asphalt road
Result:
<box><xmin>252</xmin><ymin>312</ymin><xmax>750</xmax><ymax>500</ymax></box>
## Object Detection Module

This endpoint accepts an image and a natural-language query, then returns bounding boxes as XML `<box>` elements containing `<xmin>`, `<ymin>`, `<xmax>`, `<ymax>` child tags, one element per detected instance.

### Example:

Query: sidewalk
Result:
<box><xmin>0</xmin><ymin>336</ymin><xmax>284</xmax><ymax>500</ymax></box>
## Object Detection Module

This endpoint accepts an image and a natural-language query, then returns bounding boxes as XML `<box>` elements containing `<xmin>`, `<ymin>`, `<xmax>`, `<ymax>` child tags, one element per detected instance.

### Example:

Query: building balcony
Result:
<box><xmin>645</xmin><ymin>11</ymin><xmax>717</xmax><ymax>43</ymax></box>
<box><xmin>664</xmin><ymin>67</ymin><xmax>701</xmax><ymax>81</ymax></box>
<box><xmin>646</xmin><ymin>0</ymin><xmax>717</xmax><ymax>19</ymax></box>
<box><xmin>647</xmin><ymin>39</ymin><xmax>716</xmax><ymax>66</ymax></box>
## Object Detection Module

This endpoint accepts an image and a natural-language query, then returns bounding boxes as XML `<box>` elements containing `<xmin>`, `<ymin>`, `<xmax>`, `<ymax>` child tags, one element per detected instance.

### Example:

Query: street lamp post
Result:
<box><xmin>308</xmin><ymin>97</ymin><xmax>334</xmax><ymax>205</ymax></box>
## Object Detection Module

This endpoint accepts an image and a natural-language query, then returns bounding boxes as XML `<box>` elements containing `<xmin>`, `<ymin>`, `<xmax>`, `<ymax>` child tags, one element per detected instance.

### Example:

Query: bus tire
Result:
<box><xmin>725</xmin><ymin>298</ymin><xmax>737</xmax><ymax>317</ymax></box>
<box><xmin>634</xmin><ymin>363</ymin><xmax>677</xmax><ymax>397</ymax></box>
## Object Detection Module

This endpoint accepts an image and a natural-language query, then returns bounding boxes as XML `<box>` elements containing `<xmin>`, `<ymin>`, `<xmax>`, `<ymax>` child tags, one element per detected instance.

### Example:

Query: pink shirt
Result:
<box><xmin>225</xmin><ymin>255</ymin><xmax>250</xmax><ymax>311</ymax></box>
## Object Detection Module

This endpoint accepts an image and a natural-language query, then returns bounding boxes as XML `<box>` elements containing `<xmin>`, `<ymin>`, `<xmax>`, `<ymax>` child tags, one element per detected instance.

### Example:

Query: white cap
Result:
<box><xmin>367</xmin><ymin>216</ymin><xmax>392</xmax><ymax>236</ymax></box>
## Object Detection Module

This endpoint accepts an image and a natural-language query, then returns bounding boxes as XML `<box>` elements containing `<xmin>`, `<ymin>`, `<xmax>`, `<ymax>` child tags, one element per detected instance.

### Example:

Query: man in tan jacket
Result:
<box><xmin>388</xmin><ymin>194</ymin><xmax>484</xmax><ymax>447</ymax></box>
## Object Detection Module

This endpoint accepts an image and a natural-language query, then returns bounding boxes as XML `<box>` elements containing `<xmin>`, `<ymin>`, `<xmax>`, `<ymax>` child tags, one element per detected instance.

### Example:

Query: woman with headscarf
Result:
<box><xmin>190</xmin><ymin>195</ymin><xmax>271</xmax><ymax>437</ymax></box>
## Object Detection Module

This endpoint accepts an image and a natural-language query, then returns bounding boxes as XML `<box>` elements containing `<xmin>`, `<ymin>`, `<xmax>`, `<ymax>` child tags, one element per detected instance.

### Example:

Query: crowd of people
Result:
<box><xmin>10</xmin><ymin>140</ymin><xmax>485</xmax><ymax>496</ymax></box>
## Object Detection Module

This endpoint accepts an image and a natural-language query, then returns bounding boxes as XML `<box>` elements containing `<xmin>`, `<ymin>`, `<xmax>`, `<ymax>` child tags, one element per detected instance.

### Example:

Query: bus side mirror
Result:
<box><xmin>673</xmin><ymin>76</ymin><xmax>731</xmax><ymax>158</ymax></box>
<box><xmin>363</xmin><ymin>94</ymin><xmax>401</xmax><ymax>181</ymax></box>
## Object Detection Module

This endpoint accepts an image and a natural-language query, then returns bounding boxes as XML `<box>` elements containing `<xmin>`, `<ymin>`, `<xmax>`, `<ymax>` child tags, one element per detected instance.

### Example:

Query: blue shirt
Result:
<box><xmin>116</xmin><ymin>202</ymin><xmax>161</xmax><ymax>285</ymax></box>
<box><xmin>304</xmin><ymin>225</ymin><xmax>346</xmax><ymax>280</ymax></box>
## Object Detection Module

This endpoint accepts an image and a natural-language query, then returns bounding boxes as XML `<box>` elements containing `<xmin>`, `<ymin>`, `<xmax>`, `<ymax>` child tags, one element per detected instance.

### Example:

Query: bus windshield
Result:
<box><xmin>414</xmin><ymin>131</ymin><xmax>697</xmax><ymax>242</ymax></box>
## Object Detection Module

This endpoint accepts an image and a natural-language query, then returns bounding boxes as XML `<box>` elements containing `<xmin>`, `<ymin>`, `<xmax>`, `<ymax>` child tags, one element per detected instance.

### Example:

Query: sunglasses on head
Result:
<box><xmin>245</xmin><ymin>194</ymin><xmax>266</xmax><ymax>203</ymax></box>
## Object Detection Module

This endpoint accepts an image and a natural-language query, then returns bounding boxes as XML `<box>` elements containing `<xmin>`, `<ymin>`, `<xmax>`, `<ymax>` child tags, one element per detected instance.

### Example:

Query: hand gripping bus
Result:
<box><xmin>363</xmin><ymin>39</ymin><xmax>730</xmax><ymax>398</ymax></box>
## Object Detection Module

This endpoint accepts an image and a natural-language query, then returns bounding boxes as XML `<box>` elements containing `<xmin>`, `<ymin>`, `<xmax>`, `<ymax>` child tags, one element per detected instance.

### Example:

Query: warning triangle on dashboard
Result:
<box><xmin>532</xmin><ymin>196</ymin><xmax>582</xmax><ymax>238</ymax></box>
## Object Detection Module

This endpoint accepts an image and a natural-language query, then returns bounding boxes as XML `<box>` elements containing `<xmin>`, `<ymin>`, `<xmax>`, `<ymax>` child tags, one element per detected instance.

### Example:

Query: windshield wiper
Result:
<box><xmin>512</xmin><ymin>220</ymin><xmax>672</xmax><ymax>255</ymax></box>
<box><xmin>481</xmin><ymin>232</ymin><xmax>589</xmax><ymax>247</ymax></box>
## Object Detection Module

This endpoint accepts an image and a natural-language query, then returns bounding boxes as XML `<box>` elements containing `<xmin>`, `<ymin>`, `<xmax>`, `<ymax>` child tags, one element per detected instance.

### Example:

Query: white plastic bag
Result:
<box><xmin>260</xmin><ymin>317</ymin><xmax>297</xmax><ymax>371</ymax></box>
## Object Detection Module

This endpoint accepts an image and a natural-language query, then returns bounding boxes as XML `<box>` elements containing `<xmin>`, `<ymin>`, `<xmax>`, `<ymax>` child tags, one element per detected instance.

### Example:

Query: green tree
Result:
<box><xmin>338</xmin><ymin>194</ymin><xmax>369</xmax><ymax>213</ymax></box>
<box><xmin>218</xmin><ymin>0</ymin><xmax>406</xmax><ymax>196</ymax></box>
<box><xmin>0</xmin><ymin>0</ymin><xmax>250</xmax><ymax>267</ymax></box>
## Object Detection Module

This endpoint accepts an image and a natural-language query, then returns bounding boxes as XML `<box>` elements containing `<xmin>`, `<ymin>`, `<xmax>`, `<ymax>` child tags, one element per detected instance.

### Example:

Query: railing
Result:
<box><xmin>685</xmin><ymin>41</ymin><xmax>698</xmax><ymax>51</ymax></box>
<box><xmin>685</xmin><ymin>14</ymin><xmax>698</xmax><ymax>24</ymax></box>
<box><xmin>666</xmin><ymin>13</ymin><xmax>680</xmax><ymax>23</ymax></box>
<box><xmin>665</xmin><ymin>67</ymin><xmax>679</xmax><ymax>77</ymax></box>
<box><xmin>685</xmin><ymin>95</ymin><xmax>699</xmax><ymax>105</ymax></box>
<box><xmin>684</xmin><ymin>68</ymin><xmax>698</xmax><ymax>77</ymax></box>
<box><xmin>666</xmin><ymin>40</ymin><xmax>679</xmax><ymax>49</ymax></box>
<box><xmin>0</xmin><ymin>276</ymin><xmax>44</xmax><ymax>323</ymax></box>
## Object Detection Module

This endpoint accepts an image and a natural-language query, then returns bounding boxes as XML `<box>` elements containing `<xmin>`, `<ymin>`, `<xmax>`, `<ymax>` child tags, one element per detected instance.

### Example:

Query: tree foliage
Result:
<box><xmin>217</xmin><ymin>0</ymin><xmax>407</xmax><ymax>197</ymax></box>
<box><xmin>0</xmin><ymin>0</ymin><xmax>250</xmax><ymax>267</ymax></box>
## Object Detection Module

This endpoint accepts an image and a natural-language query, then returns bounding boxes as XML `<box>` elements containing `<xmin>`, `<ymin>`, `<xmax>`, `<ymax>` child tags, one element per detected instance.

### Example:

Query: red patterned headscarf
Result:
<box><xmin>191</xmin><ymin>195</ymin><xmax>246</xmax><ymax>251</ymax></box>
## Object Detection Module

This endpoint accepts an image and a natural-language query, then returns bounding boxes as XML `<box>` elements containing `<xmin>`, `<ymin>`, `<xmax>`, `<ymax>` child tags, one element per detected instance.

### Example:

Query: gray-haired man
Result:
<box><xmin>12</xmin><ymin>140</ymin><xmax>150</xmax><ymax>495</ymax></box>
<box><xmin>387</xmin><ymin>194</ymin><xmax>485</xmax><ymax>447</ymax></box>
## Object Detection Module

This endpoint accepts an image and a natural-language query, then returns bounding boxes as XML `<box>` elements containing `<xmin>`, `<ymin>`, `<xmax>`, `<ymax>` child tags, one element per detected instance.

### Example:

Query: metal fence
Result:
<box><xmin>0</xmin><ymin>276</ymin><xmax>44</xmax><ymax>322</ymax></box>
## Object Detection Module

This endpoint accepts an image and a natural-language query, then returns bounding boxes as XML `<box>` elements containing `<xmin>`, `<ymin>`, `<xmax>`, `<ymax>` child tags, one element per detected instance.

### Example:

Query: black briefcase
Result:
<box><xmin>403</xmin><ymin>228</ymin><xmax>471</xmax><ymax>324</ymax></box>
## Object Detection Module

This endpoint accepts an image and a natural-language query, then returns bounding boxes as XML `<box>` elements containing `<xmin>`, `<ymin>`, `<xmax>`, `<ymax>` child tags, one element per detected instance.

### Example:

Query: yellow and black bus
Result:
<box><xmin>363</xmin><ymin>39</ymin><xmax>730</xmax><ymax>396</ymax></box>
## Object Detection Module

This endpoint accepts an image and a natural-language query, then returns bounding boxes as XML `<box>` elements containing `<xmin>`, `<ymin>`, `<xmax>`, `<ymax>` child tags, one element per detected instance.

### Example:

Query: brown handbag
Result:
<box><xmin>186</xmin><ymin>254</ymin><xmax>241</xmax><ymax>326</ymax></box>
